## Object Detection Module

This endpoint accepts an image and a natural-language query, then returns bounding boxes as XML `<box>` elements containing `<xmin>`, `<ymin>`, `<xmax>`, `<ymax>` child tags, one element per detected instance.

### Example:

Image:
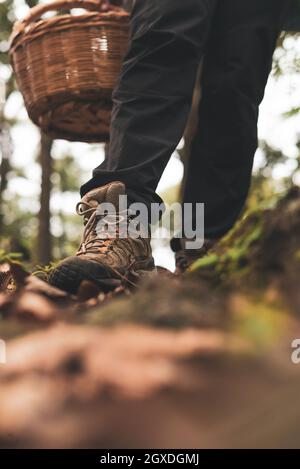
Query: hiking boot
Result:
<box><xmin>49</xmin><ymin>181</ymin><xmax>155</xmax><ymax>294</ymax></box>
<box><xmin>171</xmin><ymin>237</ymin><xmax>217</xmax><ymax>275</ymax></box>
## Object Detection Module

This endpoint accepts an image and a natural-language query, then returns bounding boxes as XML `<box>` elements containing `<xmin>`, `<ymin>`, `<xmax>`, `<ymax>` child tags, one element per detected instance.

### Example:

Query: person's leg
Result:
<box><xmin>50</xmin><ymin>0</ymin><xmax>218</xmax><ymax>292</ymax></box>
<box><xmin>81</xmin><ymin>0</ymin><xmax>217</xmax><ymax>208</ymax></box>
<box><xmin>182</xmin><ymin>0</ymin><xmax>292</xmax><ymax>240</ymax></box>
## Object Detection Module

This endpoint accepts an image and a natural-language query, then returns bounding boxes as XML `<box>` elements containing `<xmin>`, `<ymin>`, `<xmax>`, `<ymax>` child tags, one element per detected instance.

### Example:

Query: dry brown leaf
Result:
<box><xmin>10</xmin><ymin>292</ymin><xmax>59</xmax><ymax>323</ymax></box>
<box><xmin>0</xmin><ymin>271</ymin><xmax>12</xmax><ymax>292</ymax></box>
<box><xmin>77</xmin><ymin>280</ymin><xmax>102</xmax><ymax>302</ymax></box>
<box><xmin>24</xmin><ymin>275</ymin><xmax>70</xmax><ymax>300</ymax></box>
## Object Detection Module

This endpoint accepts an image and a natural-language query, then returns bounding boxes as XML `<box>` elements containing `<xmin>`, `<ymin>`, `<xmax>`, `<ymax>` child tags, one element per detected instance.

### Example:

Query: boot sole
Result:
<box><xmin>48</xmin><ymin>256</ymin><xmax>155</xmax><ymax>295</ymax></box>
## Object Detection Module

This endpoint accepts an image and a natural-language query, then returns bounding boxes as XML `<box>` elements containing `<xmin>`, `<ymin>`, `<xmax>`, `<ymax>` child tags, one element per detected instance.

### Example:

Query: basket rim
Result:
<box><xmin>10</xmin><ymin>10</ymin><xmax>129</xmax><ymax>51</ymax></box>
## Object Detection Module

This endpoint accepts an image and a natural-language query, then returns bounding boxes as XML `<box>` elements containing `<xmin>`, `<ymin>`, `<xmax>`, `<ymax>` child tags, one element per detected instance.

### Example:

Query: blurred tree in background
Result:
<box><xmin>0</xmin><ymin>0</ymin><xmax>88</xmax><ymax>265</ymax></box>
<box><xmin>0</xmin><ymin>0</ymin><xmax>55</xmax><ymax>265</ymax></box>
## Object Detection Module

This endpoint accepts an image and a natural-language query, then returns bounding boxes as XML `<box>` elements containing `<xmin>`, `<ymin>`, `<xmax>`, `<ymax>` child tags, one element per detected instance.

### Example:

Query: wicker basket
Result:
<box><xmin>9</xmin><ymin>0</ymin><xmax>129</xmax><ymax>142</ymax></box>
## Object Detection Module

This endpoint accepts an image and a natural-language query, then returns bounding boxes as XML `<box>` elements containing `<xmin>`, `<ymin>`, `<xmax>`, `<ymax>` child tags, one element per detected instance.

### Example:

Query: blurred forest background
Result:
<box><xmin>1</xmin><ymin>0</ymin><xmax>300</xmax><ymax>269</ymax></box>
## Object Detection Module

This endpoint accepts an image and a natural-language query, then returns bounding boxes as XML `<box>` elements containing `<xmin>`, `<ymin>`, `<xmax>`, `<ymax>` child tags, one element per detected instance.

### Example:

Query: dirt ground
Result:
<box><xmin>1</xmin><ymin>188</ymin><xmax>300</xmax><ymax>448</ymax></box>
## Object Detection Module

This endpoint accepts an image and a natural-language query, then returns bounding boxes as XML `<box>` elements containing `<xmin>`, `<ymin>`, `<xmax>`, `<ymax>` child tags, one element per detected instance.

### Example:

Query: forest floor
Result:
<box><xmin>1</xmin><ymin>188</ymin><xmax>300</xmax><ymax>448</ymax></box>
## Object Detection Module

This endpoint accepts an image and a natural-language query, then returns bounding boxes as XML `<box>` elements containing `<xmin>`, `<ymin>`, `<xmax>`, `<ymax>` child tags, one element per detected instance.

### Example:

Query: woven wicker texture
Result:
<box><xmin>10</xmin><ymin>0</ymin><xmax>129</xmax><ymax>142</ymax></box>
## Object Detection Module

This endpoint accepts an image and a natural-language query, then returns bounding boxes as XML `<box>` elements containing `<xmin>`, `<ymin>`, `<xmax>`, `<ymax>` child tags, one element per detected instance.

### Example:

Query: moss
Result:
<box><xmin>188</xmin><ymin>254</ymin><xmax>219</xmax><ymax>272</ymax></box>
<box><xmin>231</xmin><ymin>295</ymin><xmax>291</xmax><ymax>349</ymax></box>
<box><xmin>188</xmin><ymin>209</ymin><xmax>264</xmax><ymax>286</ymax></box>
<box><xmin>81</xmin><ymin>278</ymin><xmax>226</xmax><ymax>330</ymax></box>
<box><xmin>295</xmin><ymin>250</ymin><xmax>300</xmax><ymax>261</ymax></box>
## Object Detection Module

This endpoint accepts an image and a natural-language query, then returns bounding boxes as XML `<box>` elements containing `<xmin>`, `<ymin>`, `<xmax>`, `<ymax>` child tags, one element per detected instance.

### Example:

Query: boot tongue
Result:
<box><xmin>77</xmin><ymin>182</ymin><xmax>127</xmax><ymax>254</ymax></box>
<box><xmin>81</xmin><ymin>181</ymin><xmax>126</xmax><ymax>214</ymax></box>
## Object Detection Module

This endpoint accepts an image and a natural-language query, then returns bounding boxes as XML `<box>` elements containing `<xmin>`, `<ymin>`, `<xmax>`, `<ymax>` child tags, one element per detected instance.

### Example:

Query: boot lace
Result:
<box><xmin>76</xmin><ymin>201</ymin><xmax>129</xmax><ymax>256</ymax></box>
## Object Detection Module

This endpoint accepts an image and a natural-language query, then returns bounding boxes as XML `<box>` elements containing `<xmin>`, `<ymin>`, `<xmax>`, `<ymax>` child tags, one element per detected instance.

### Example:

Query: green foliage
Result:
<box><xmin>0</xmin><ymin>248</ymin><xmax>22</xmax><ymax>264</ymax></box>
<box><xmin>189</xmin><ymin>254</ymin><xmax>218</xmax><ymax>272</ymax></box>
<box><xmin>32</xmin><ymin>261</ymin><xmax>60</xmax><ymax>281</ymax></box>
<box><xmin>188</xmin><ymin>208</ymin><xmax>264</xmax><ymax>283</ymax></box>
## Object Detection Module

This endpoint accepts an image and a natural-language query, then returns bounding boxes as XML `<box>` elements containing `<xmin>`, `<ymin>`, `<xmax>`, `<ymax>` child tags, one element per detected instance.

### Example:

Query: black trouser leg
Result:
<box><xmin>81</xmin><ymin>0</ymin><xmax>217</xmax><ymax>206</ymax></box>
<box><xmin>182</xmin><ymin>0</ymin><xmax>291</xmax><ymax>239</ymax></box>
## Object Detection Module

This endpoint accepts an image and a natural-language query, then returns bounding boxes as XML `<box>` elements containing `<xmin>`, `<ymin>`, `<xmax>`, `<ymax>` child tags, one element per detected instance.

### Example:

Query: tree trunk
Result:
<box><xmin>37</xmin><ymin>133</ymin><xmax>53</xmax><ymax>265</ymax></box>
